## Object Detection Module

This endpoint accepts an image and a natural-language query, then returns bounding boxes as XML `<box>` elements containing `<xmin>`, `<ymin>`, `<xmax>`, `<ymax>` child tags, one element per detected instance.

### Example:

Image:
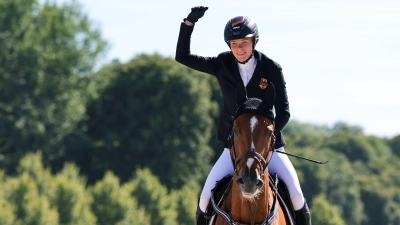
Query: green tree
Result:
<box><xmin>16</xmin><ymin>151</ymin><xmax>54</xmax><ymax>195</ymax></box>
<box><xmin>14</xmin><ymin>151</ymin><xmax>96</xmax><ymax>224</ymax></box>
<box><xmin>69</xmin><ymin>54</ymin><xmax>215</xmax><ymax>187</ymax></box>
<box><xmin>331</xmin><ymin>121</ymin><xmax>364</xmax><ymax>135</ymax></box>
<box><xmin>0</xmin><ymin>0</ymin><xmax>107</xmax><ymax>172</ymax></box>
<box><xmin>291</xmin><ymin>147</ymin><xmax>364</xmax><ymax>224</ymax></box>
<box><xmin>356</xmin><ymin>156</ymin><xmax>400</xmax><ymax>225</ymax></box>
<box><xmin>0</xmin><ymin>170</ymin><xmax>16</xmax><ymax>225</ymax></box>
<box><xmin>50</xmin><ymin>163</ymin><xmax>97</xmax><ymax>225</ymax></box>
<box><xmin>91</xmin><ymin>171</ymin><xmax>149</xmax><ymax>225</ymax></box>
<box><xmin>171</xmin><ymin>181</ymin><xmax>200</xmax><ymax>225</ymax></box>
<box><xmin>2</xmin><ymin>173</ymin><xmax>59</xmax><ymax>225</ymax></box>
<box><xmin>387</xmin><ymin>134</ymin><xmax>400</xmax><ymax>157</ymax></box>
<box><xmin>130</xmin><ymin>168</ymin><xmax>178</xmax><ymax>225</ymax></box>
<box><xmin>283</xmin><ymin>120</ymin><xmax>328</xmax><ymax>149</ymax></box>
<box><xmin>206</xmin><ymin>75</ymin><xmax>224</xmax><ymax>165</ymax></box>
<box><xmin>311</xmin><ymin>194</ymin><xmax>345</xmax><ymax>225</ymax></box>
<box><xmin>358</xmin><ymin>176</ymin><xmax>392</xmax><ymax>225</ymax></box>
<box><xmin>0</xmin><ymin>196</ymin><xmax>16</xmax><ymax>225</ymax></box>
<box><xmin>322</xmin><ymin>132</ymin><xmax>377</xmax><ymax>162</ymax></box>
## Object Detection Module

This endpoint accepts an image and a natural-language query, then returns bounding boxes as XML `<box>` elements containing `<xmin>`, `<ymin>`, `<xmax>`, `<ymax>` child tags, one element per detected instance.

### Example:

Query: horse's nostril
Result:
<box><xmin>256</xmin><ymin>179</ymin><xmax>264</xmax><ymax>188</ymax></box>
<box><xmin>236</xmin><ymin>178</ymin><xmax>244</xmax><ymax>186</ymax></box>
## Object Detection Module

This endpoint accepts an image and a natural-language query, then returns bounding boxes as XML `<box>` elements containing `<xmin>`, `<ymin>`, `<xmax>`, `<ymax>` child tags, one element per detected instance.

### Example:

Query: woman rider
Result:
<box><xmin>175</xmin><ymin>6</ymin><xmax>311</xmax><ymax>225</ymax></box>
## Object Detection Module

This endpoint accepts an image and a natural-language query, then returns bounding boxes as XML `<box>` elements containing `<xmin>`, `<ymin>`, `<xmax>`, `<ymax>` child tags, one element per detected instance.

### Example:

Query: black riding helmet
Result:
<box><xmin>224</xmin><ymin>16</ymin><xmax>259</xmax><ymax>63</ymax></box>
<box><xmin>224</xmin><ymin>16</ymin><xmax>259</xmax><ymax>47</ymax></box>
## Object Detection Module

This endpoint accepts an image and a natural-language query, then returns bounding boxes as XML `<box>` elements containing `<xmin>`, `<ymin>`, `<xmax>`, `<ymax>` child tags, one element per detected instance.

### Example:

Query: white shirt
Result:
<box><xmin>237</xmin><ymin>56</ymin><xmax>257</xmax><ymax>86</ymax></box>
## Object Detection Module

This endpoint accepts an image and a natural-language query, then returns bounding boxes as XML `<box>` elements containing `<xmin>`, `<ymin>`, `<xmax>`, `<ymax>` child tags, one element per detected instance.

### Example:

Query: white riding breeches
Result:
<box><xmin>199</xmin><ymin>147</ymin><xmax>305</xmax><ymax>212</ymax></box>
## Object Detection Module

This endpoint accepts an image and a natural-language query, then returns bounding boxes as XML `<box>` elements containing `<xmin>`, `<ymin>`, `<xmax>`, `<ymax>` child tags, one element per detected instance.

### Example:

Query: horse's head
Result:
<box><xmin>230</xmin><ymin>112</ymin><xmax>275</xmax><ymax>199</ymax></box>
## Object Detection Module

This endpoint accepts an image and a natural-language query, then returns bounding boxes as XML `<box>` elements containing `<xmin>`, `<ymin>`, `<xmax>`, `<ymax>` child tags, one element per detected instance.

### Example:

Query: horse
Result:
<box><xmin>211</xmin><ymin>110</ymin><xmax>292</xmax><ymax>225</ymax></box>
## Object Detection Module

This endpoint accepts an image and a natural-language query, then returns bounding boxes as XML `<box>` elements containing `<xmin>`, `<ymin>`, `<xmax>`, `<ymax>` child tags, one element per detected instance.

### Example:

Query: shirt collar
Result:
<box><xmin>238</xmin><ymin>55</ymin><xmax>256</xmax><ymax>69</ymax></box>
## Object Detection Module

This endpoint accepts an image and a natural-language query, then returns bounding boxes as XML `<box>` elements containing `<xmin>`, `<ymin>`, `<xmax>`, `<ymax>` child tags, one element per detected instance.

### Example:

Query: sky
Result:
<box><xmin>56</xmin><ymin>0</ymin><xmax>400</xmax><ymax>138</ymax></box>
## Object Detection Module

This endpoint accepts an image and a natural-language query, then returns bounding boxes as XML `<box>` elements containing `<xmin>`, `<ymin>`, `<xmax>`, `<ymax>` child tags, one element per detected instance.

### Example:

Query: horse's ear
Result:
<box><xmin>235</xmin><ymin>83</ymin><xmax>247</xmax><ymax>107</ymax></box>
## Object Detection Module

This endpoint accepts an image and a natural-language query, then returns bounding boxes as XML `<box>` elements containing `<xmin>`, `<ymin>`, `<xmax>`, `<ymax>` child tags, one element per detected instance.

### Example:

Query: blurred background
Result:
<box><xmin>0</xmin><ymin>0</ymin><xmax>399</xmax><ymax>224</ymax></box>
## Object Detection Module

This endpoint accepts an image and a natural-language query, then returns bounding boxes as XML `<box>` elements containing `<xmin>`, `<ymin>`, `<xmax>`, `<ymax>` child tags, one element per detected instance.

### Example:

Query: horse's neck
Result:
<box><xmin>229</xmin><ymin>173</ymin><xmax>270</xmax><ymax>224</ymax></box>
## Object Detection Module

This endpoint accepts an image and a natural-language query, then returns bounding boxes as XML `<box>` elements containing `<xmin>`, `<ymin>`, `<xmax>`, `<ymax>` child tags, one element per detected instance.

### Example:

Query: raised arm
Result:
<box><xmin>175</xmin><ymin>6</ymin><xmax>220</xmax><ymax>75</ymax></box>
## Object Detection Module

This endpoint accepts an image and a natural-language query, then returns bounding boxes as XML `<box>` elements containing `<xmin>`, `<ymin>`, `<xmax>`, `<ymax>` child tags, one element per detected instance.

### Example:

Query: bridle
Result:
<box><xmin>227</xmin><ymin>116</ymin><xmax>276</xmax><ymax>178</ymax></box>
<box><xmin>220</xmin><ymin>114</ymin><xmax>278</xmax><ymax>225</ymax></box>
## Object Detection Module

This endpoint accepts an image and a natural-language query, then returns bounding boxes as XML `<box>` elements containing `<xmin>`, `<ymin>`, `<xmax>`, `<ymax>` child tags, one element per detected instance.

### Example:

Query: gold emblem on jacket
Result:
<box><xmin>259</xmin><ymin>78</ymin><xmax>268</xmax><ymax>89</ymax></box>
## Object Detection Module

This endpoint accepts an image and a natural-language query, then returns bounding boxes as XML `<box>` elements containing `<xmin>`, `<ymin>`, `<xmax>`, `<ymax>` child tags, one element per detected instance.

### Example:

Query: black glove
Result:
<box><xmin>185</xmin><ymin>6</ymin><xmax>208</xmax><ymax>24</ymax></box>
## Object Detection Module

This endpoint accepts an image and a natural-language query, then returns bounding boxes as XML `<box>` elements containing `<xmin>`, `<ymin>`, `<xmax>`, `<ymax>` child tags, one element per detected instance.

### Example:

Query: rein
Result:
<box><xmin>211</xmin><ymin>181</ymin><xmax>279</xmax><ymax>225</ymax></box>
<box><xmin>217</xmin><ymin>128</ymin><xmax>277</xmax><ymax>225</ymax></box>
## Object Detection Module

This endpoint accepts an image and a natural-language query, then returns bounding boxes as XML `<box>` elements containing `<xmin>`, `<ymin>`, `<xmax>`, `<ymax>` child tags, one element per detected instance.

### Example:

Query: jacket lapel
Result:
<box><xmin>229</xmin><ymin>55</ymin><xmax>243</xmax><ymax>84</ymax></box>
<box><xmin>247</xmin><ymin>51</ymin><xmax>266</xmax><ymax>87</ymax></box>
<box><xmin>229</xmin><ymin>51</ymin><xmax>267</xmax><ymax>87</ymax></box>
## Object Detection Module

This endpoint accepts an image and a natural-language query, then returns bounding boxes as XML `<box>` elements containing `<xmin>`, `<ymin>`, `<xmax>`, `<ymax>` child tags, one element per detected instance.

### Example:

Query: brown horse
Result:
<box><xmin>212</xmin><ymin>112</ymin><xmax>292</xmax><ymax>225</ymax></box>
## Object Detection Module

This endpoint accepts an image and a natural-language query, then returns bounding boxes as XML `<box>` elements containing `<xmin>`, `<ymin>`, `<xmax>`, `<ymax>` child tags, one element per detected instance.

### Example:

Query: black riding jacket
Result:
<box><xmin>175</xmin><ymin>23</ymin><xmax>290</xmax><ymax>149</ymax></box>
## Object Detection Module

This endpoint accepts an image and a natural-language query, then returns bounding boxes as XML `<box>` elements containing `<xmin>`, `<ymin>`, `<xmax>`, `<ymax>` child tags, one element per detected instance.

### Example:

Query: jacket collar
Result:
<box><xmin>230</xmin><ymin>50</ymin><xmax>267</xmax><ymax>82</ymax></box>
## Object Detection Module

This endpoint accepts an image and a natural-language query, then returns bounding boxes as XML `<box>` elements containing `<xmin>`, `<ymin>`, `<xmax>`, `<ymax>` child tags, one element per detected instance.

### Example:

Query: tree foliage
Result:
<box><xmin>0</xmin><ymin>0</ymin><xmax>107</xmax><ymax>172</ymax></box>
<box><xmin>2</xmin><ymin>173</ymin><xmax>59</xmax><ymax>225</ymax></box>
<box><xmin>50</xmin><ymin>164</ymin><xmax>97</xmax><ymax>225</ymax></box>
<box><xmin>0</xmin><ymin>189</ymin><xmax>16</xmax><ymax>225</ymax></box>
<box><xmin>321</xmin><ymin>132</ymin><xmax>392</xmax><ymax>163</ymax></box>
<box><xmin>130</xmin><ymin>168</ymin><xmax>178</xmax><ymax>225</ymax></box>
<box><xmin>91</xmin><ymin>171</ymin><xmax>149</xmax><ymax>225</ymax></box>
<box><xmin>290</xmin><ymin>147</ymin><xmax>364</xmax><ymax>224</ymax></box>
<box><xmin>64</xmin><ymin>54</ymin><xmax>216</xmax><ymax>188</ymax></box>
<box><xmin>311</xmin><ymin>194</ymin><xmax>345</xmax><ymax>225</ymax></box>
<box><xmin>387</xmin><ymin>134</ymin><xmax>400</xmax><ymax>157</ymax></box>
<box><xmin>0</xmin><ymin>152</ymin><xmax>185</xmax><ymax>225</ymax></box>
<box><xmin>171</xmin><ymin>181</ymin><xmax>200</xmax><ymax>225</ymax></box>
<box><xmin>285</xmin><ymin>121</ymin><xmax>400</xmax><ymax>225</ymax></box>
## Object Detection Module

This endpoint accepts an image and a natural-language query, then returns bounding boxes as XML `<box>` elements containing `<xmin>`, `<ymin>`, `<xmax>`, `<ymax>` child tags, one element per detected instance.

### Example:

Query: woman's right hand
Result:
<box><xmin>186</xmin><ymin>6</ymin><xmax>208</xmax><ymax>24</ymax></box>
